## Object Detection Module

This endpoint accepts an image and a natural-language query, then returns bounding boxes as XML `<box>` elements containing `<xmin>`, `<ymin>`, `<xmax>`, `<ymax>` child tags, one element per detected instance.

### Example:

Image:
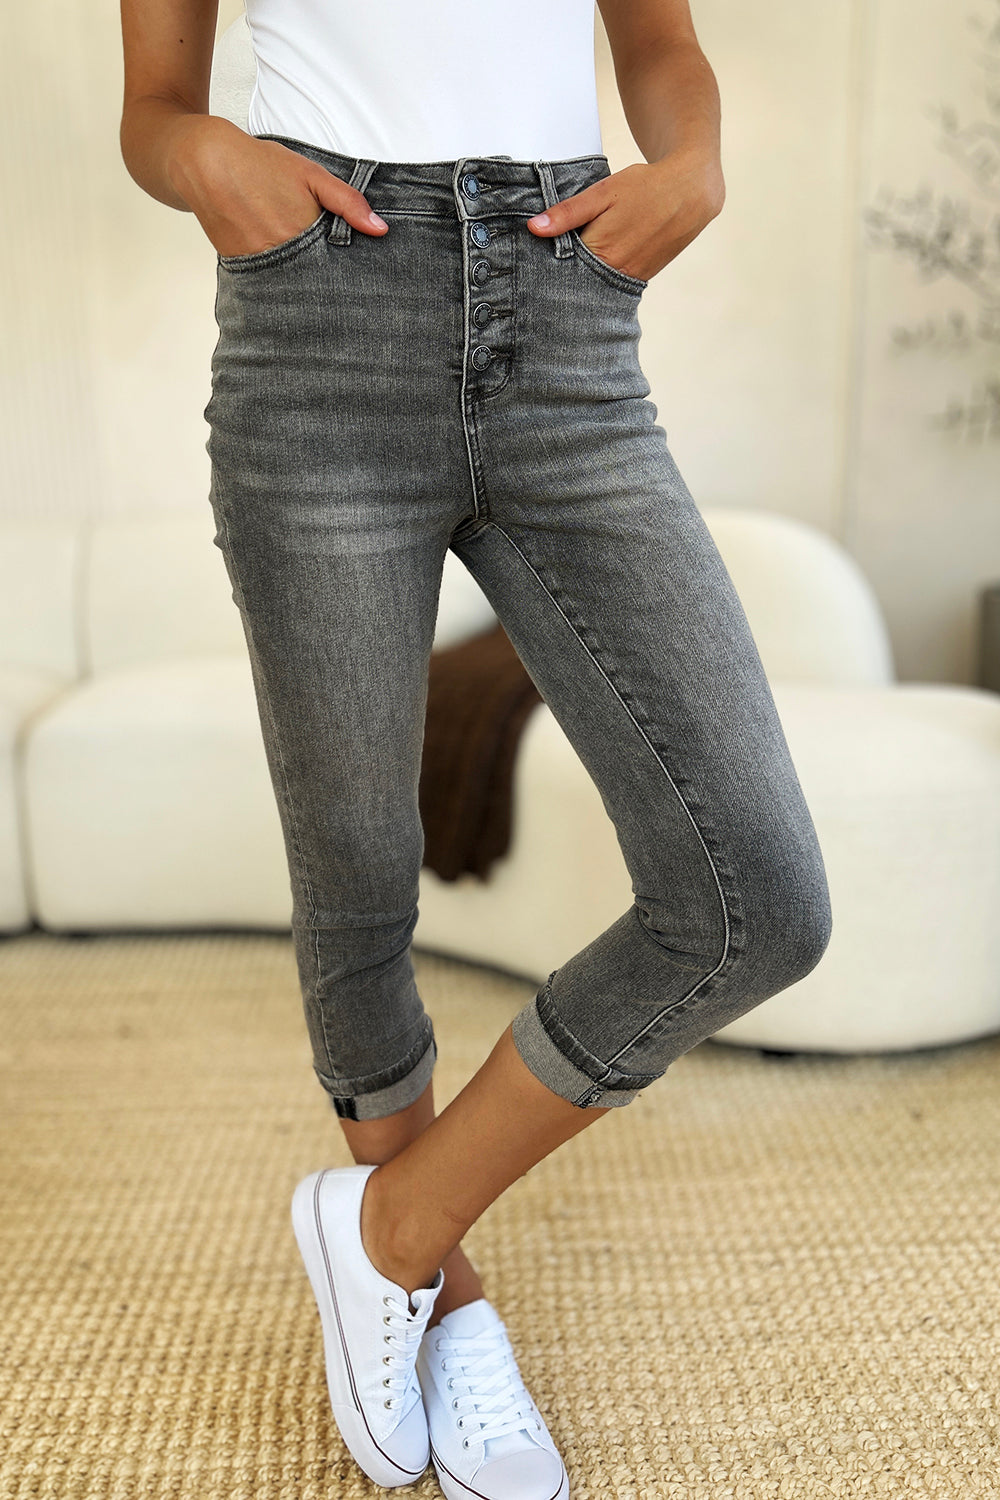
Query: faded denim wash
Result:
<box><xmin>204</xmin><ymin>137</ymin><xmax>833</xmax><ymax>1120</ymax></box>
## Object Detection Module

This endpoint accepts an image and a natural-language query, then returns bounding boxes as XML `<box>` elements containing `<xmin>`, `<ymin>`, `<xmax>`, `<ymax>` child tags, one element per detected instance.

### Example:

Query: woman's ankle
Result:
<box><xmin>359</xmin><ymin>1162</ymin><xmax>445</xmax><ymax>1294</ymax></box>
<box><xmin>427</xmin><ymin>1245</ymin><xmax>486</xmax><ymax>1327</ymax></box>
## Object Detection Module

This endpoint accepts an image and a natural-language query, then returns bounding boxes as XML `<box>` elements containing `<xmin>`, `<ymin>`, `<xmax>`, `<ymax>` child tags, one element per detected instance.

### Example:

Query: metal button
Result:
<box><xmin>471</xmin><ymin>259</ymin><xmax>491</xmax><ymax>286</ymax></box>
<box><xmin>469</xmin><ymin>222</ymin><xmax>491</xmax><ymax>248</ymax></box>
<box><xmin>461</xmin><ymin>173</ymin><xmax>481</xmax><ymax>198</ymax></box>
<box><xmin>471</xmin><ymin>345</ymin><xmax>493</xmax><ymax>370</ymax></box>
<box><xmin>472</xmin><ymin>302</ymin><xmax>493</xmax><ymax>328</ymax></box>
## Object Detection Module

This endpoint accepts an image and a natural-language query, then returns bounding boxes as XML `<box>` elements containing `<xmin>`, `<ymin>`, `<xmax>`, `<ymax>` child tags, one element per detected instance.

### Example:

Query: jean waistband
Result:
<box><xmin>255</xmin><ymin>134</ymin><xmax>612</xmax><ymax>221</ymax></box>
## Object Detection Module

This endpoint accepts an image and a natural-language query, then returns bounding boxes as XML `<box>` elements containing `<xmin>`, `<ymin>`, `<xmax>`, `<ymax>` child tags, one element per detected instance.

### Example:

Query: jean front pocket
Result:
<box><xmin>217</xmin><ymin>209</ymin><xmax>331</xmax><ymax>274</ymax></box>
<box><xmin>570</xmin><ymin>228</ymin><xmax>648</xmax><ymax>297</ymax></box>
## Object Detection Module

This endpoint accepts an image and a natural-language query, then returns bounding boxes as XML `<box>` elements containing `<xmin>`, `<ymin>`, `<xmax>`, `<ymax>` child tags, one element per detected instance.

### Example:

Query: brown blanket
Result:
<box><xmin>419</xmin><ymin>622</ymin><xmax>543</xmax><ymax>882</ymax></box>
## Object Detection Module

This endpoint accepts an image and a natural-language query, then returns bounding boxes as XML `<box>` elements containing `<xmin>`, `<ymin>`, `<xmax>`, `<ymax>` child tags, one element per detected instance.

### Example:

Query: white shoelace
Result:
<box><xmin>380</xmin><ymin>1291</ymin><xmax>434</xmax><ymax>1411</ymax></box>
<box><xmin>434</xmin><ymin>1324</ymin><xmax>542</xmax><ymax>1447</ymax></box>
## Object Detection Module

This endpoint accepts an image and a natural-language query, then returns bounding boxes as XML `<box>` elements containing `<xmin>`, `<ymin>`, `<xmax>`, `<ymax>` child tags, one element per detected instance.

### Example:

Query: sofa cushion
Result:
<box><xmin>0</xmin><ymin>664</ymin><xmax>75</xmax><ymax>930</ymax></box>
<box><xmin>23</xmin><ymin>655</ymin><xmax>292</xmax><ymax>928</ymax></box>
<box><xmin>83</xmin><ymin>513</ymin><xmax>247</xmax><ymax>674</ymax></box>
<box><xmin>0</xmin><ymin>519</ymin><xmax>81</xmax><ymax>678</ymax></box>
<box><xmin>702</xmin><ymin>506</ymin><xmax>895</xmax><ymax>685</ymax></box>
<box><xmin>711</xmin><ymin>681</ymin><xmax>1000</xmax><ymax>1050</ymax></box>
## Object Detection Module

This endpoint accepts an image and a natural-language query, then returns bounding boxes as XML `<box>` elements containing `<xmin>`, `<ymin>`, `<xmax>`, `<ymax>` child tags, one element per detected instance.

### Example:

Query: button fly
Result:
<box><xmin>462</xmin><ymin>193</ymin><xmax>512</xmax><ymax>393</ymax></box>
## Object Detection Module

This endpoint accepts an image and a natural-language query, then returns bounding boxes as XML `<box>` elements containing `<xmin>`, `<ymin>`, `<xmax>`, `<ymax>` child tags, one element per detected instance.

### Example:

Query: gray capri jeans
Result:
<box><xmin>204</xmin><ymin>137</ymin><xmax>833</xmax><ymax>1120</ymax></box>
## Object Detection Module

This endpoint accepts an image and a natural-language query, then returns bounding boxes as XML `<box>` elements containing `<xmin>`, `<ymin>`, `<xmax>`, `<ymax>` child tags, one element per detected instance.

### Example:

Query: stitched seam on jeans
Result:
<box><xmin>209</xmin><ymin>473</ymin><xmax>324</xmax><ymax>1054</ymax></box>
<box><xmin>532</xmin><ymin>973</ymin><xmax>614</xmax><ymax>1085</ymax></box>
<box><xmin>532</xmin><ymin>162</ymin><xmax>574</xmax><ymax>259</ymax></box>
<box><xmin>535</xmin><ymin>977</ymin><xmax>661</xmax><ymax>1089</ymax></box>
<box><xmin>486</xmin><ymin>522</ymin><xmax>732</xmax><ymax>1067</ymax></box>
<box><xmin>317</xmin><ymin>1021</ymin><xmax>436</xmax><ymax>1098</ymax></box>
<box><xmin>299</xmin><ymin>907</ymin><xmax>421</xmax><ymax>929</ymax></box>
<box><xmin>456</xmin><ymin>157</ymin><xmax>487</xmax><ymax>521</ymax></box>
<box><xmin>217</xmin><ymin>211</ymin><xmax>330</xmax><ymax>272</ymax></box>
<box><xmin>570</xmin><ymin>229</ymin><xmax>648</xmax><ymax>295</ymax></box>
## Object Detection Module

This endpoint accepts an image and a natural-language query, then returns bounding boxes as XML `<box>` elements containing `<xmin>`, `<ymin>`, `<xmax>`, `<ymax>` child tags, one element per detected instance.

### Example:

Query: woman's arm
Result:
<box><xmin>527</xmin><ymin>0</ymin><xmax>725</xmax><ymax>283</ymax></box>
<box><xmin>598</xmin><ymin>0</ymin><xmax>722</xmax><ymax>166</ymax></box>
<box><xmin>119</xmin><ymin>0</ymin><xmax>386</xmax><ymax>253</ymax></box>
<box><xmin>119</xmin><ymin>0</ymin><xmax>223</xmax><ymax>210</ymax></box>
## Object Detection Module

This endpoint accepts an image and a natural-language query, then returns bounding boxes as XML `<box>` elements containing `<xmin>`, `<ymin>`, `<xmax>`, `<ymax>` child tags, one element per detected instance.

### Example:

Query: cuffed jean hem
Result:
<box><xmin>316</xmin><ymin>1029</ymin><xmax>438</xmax><ymax>1121</ymax></box>
<box><xmin>511</xmin><ymin>984</ymin><xmax>659</xmax><ymax>1109</ymax></box>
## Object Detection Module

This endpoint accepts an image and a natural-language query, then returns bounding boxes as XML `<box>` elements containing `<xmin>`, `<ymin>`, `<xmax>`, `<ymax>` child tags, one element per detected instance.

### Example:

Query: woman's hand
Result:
<box><xmin>526</xmin><ymin>147</ymin><xmax>725</xmax><ymax>284</ymax></box>
<box><xmin>166</xmin><ymin>117</ymin><xmax>388</xmax><ymax>257</ymax></box>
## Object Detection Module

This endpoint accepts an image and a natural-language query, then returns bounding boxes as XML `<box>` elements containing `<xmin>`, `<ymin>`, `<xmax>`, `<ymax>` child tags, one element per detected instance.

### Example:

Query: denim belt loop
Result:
<box><xmin>327</xmin><ymin>158</ymin><xmax>379</xmax><ymax>245</ymax></box>
<box><xmin>532</xmin><ymin>161</ymin><xmax>575</xmax><ymax>259</ymax></box>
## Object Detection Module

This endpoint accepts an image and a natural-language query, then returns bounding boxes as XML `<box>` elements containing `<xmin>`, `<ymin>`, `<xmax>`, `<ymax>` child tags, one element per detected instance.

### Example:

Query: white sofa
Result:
<box><xmin>0</xmin><ymin>521</ymin><xmax>83</xmax><ymax>932</ymax></box>
<box><xmin>4</xmin><ymin>505</ymin><xmax>1000</xmax><ymax>1058</ymax></box>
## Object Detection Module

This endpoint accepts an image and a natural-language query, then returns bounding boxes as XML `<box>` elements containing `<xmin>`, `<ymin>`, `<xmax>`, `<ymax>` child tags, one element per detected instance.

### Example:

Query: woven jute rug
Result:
<box><xmin>2</xmin><ymin>930</ymin><xmax>999</xmax><ymax>1499</ymax></box>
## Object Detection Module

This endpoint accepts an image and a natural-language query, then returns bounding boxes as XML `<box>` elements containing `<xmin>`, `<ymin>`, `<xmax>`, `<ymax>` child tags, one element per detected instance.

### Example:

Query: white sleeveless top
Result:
<box><xmin>243</xmin><ymin>0</ymin><xmax>603</xmax><ymax>163</ymax></box>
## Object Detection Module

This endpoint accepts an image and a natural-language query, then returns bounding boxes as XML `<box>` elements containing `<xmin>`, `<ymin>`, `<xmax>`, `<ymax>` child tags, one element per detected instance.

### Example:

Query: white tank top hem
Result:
<box><xmin>243</xmin><ymin>0</ymin><xmax>604</xmax><ymax>164</ymax></box>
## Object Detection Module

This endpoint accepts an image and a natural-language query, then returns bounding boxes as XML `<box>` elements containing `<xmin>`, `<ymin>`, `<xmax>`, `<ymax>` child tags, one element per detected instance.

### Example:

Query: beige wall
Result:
<box><xmin>599</xmin><ymin>2</ymin><xmax>1000</xmax><ymax>684</ymax></box>
<box><xmin>2</xmin><ymin>1</ymin><xmax>998</xmax><ymax>683</ymax></box>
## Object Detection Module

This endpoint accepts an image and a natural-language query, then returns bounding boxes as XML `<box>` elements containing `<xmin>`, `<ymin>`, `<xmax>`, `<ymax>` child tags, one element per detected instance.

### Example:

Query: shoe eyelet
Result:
<box><xmin>384</xmin><ymin>1398</ymin><xmax>394</xmax><ymax>1408</ymax></box>
<box><xmin>452</xmin><ymin>1399</ymin><xmax>460</xmax><ymax>1410</ymax></box>
<box><xmin>446</xmin><ymin>1378</ymin><xmax>455</xmax><ymax>1390</ymax></box>
<box><xmin>462</xmin><ymin>1438</ymin><xmax>470</xmax><ymax>1450</ymax></box>
<box><xmin>435</xmin><ymin>1339</ymin><xmax>443</xmax><ymax>1350</ymax></box>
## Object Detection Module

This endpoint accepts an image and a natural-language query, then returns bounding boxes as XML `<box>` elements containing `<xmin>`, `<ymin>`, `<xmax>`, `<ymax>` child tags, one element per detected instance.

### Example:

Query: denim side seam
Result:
<box><xmin>208</xmin><ymin>469</ymin><xmax>327</xmax><ymax>1057</ymax></box>
<box><xmin>484</xmin><ymin>519</ymin><xmax>734</xmax><ymax>1073</ymax></box>
<box><xmin>534</xmin><ymin>971</ymin><xmax>662</xmax><ymax>1092</ymax></box>
<box><xmin>511</xmin><ymin>992</ymin><xmax>647</xmax><ymax>1109</ymax></box>
<box><xmin>210</xmin><ymin>471</ymin><xmax>320</xmax><ymax>923</ymax></box>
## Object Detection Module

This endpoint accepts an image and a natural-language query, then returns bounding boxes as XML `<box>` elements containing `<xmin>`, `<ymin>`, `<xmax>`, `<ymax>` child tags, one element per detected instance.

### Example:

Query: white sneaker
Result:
<box><xmin>416</xmin><ymin>1298</ymin><xmax>570</xmax><ymax>1500</ymax></box>
<box><xmin>291</xmin><ymin>1164</ymin><xmax>444</xmax><ymax>1488</ymax></box>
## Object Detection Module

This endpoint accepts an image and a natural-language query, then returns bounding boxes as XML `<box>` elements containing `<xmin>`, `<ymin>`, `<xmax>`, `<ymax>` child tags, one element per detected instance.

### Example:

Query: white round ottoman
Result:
<box><xmin>711</xmin><ymin>681</ymin><xmax>1000</xmax><ymax>1053</ymax></box>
